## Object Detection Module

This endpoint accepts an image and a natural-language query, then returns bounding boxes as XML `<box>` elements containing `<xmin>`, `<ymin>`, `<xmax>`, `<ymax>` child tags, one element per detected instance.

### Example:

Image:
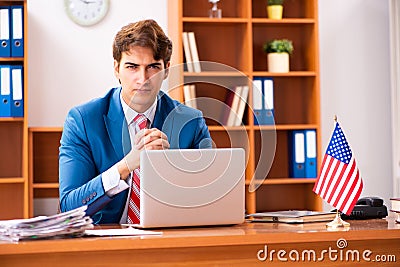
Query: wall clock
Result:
<box><xmin>65</xmin><ymin>0</ymin><xmax>110</xmax><ymax>27</ymax></box>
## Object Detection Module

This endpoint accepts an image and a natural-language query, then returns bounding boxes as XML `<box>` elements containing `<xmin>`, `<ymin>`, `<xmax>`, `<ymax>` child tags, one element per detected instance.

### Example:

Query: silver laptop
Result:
<box><xmin>132</xmin><ymin>148</ymin><xmax>245</xmax><ymax>228</ymax></box>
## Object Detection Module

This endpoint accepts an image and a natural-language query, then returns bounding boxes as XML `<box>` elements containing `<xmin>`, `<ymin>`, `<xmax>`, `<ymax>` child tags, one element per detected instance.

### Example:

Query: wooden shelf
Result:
<box><xmin>29</xmin><ymin>127</ymin><xmax>63</xmax><ymax>132</ymax></box>
<box><xmin>184</xmin><ymin>71</ymin><xmax>248</xmax><ymax>77</ymax></box>
<box><xmin>183</xmin><ymin>17</ymin><xmax>248</xmax><ymax>23</ymax></box>
<box><xmin>0</xmin><ymin>57</ymin><xmax>23</xmax><ymax>62</ymax></box>
<box><xmin>245</xmin><ymin>178</ymin><xmax>317</xmax><ymax>186</ymax></box>
<box><xmin>0</xmin><ymin>177</ymin><xmax>25</xmax><ymax>184</ymax></box>
<box><xmin>169</xmin><ymin>0</ymin><xmax>322</xmax><ymax>213</ymax></box>
<box><xmin>257</xmin><ymin>124</ymin><xmax>320</xmax><ymax>130</ymax></box>
<box><xmin>0</xmin><ymin>117</ymin><xmax>24</xmax><ymax>122</ymax></box>
<box><xmin>28</xmin><ymin>128</ymin><xmax>62</xmax><ymax>216</ymax></box>
<box><xmin>0</xmin><ymin>0</ymin><xmax>28</xmax><ymax>220</ymax></box>
<box><xmin>208</xmin><ymin>125</ymin><xmax>251</xmax><ymax>131</ymax></box>
<box><xmin>252</xmin><ymin>18</ymin><xmax>316</xmax><ymax>24</ymax></box>
<box><xmin>252</xmin><ymin>71</ymin><xmax>317</xmax><ymax>77</ymax></box>
<box><xmin>208</xmin><ymin>124</ymin><xmax>319</xmax><ymax>131</ymax></box>
<box><xmin>33</xmin><ymin>183</ymin><xmax>59</xmax><ymax>189</ymax></box>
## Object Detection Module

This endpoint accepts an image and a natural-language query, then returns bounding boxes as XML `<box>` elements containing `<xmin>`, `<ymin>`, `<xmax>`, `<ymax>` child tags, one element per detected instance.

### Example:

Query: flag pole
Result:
<box><xmin>326</xmin><ymin>210</ymin><xmax>350</xmax><ymax>229</ymax></box>
<box><xmin>326</xmin><ymin>115</ymin><xmax>350</xmax><ymax>229</ymax></box>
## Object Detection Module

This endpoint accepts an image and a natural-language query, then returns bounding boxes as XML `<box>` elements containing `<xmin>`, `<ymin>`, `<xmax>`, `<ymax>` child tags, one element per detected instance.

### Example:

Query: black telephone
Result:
<box><xmin>338</xmin><ymin>197</ymin><xmax>388</xmax><ymax>220</ymax></box>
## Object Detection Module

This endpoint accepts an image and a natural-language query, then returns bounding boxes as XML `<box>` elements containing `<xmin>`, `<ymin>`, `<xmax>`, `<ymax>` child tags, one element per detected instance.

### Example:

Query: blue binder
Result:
<box><xmin>262</xmin><ymin>78</ymin><xmax>274</xmax><ymax>125</ymax></box>
<box><xmin>10</xmin><ymin>65</ymin><xmax>23</xmax><ymax>117</ymax></box>
<box><xmin>289</xmin><ymin>130</ymin><xmax>306</xmax><ymax>178</ymax></box>
<box><xmin>305</xmin><ymin>129</ymin><xmax>317</xmax><ymax>178</ymax></box>
<box><xmin>0</xmin><ymin>7</ymin><xmax>10</xmax><ymax>57</ymax></box>
<box><xmin>252</xmin><ymin>77</ymin><xmax>263</xmax><ymax>125</ymax></box>
<box><xmin>0</xmin><ymin>65</ymin><xmax>11</xmax><ymax>117</ymax></box>
<box><xmin>10</xmin><ymin>5</ymin><xmax>23</xmax><ymax>57</ymax></box>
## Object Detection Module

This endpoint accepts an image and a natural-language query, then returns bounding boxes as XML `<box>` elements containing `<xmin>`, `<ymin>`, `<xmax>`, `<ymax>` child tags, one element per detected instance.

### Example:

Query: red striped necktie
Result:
<box><xmin>127</xmin><ymin>114</ymin><xmax>147</xmax><ymax>224</ymax></box>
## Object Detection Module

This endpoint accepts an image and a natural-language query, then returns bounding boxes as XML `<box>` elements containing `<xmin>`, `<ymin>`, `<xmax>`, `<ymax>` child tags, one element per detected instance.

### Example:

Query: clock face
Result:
<box><xmin>65</xmin><ymin>0</ymin><xmax>110</xmax><ymax>26</ymax></box>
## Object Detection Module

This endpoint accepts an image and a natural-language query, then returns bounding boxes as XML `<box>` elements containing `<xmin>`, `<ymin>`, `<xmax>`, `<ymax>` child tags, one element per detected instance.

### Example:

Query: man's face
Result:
<box><xmin>114</xmin><ymin>46</ymin><xmax>169</xmax><ymax>113</ymax></box>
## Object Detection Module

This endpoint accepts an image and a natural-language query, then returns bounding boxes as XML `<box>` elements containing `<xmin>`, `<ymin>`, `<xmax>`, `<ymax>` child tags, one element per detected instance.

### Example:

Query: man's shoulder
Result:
<box><xmin>72</xmin><ymin>87</ymin><xmax>119</xmax><ymax>116</ymax></box>
<box><xmin>159</xmin><ymin>91</ymin><xmax>201</xmax><ymax>116</ymax></box>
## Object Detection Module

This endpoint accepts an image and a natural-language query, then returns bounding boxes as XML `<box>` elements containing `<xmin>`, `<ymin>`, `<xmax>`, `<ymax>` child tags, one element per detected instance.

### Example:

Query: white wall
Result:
<box><xmin>390</xmin><ymin>0</ymin><xmax>400</xmax><ymax>199</ymax></box>
<box><xmin>319</xmin><ymin>0</ymin><xmax>393</xmax><ymax>209</ymax></box>
<box><xmin>27</xmin><ymin>1</ymin><xmax>394</xmax><ymax>209</ymax></box>
<box><xmin>27</xmin><ymin>0</ymin><xmax>168</xmax><ymax>126</ymax></box>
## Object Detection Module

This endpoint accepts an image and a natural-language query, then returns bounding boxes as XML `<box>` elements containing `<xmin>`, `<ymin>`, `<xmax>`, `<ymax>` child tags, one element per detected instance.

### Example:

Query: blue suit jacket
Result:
<box><xmin>59</xmin><ymin>87</ymin><xmax>212</xmax><ymax>224</ymax></box>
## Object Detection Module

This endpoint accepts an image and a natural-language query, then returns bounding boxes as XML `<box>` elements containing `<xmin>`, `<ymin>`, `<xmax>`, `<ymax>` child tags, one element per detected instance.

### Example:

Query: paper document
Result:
<box><xmin>0</xmin><ymin>206</ymin><xmax>93</xmax><ymax>242</ymax></box>
<box><xmin>246</xmin><ymin>210</ymin><xmax>336</xmax><ymax>224</ymax></box>
<box><xmin>85</xmin><ymin>227</ymin><xmax>162</xmax><ymax>236</ymax></box>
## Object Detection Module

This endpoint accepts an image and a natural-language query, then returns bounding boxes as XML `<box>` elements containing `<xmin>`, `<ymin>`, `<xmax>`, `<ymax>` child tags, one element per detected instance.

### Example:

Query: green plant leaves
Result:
<box><xmin>263</xmin><ymin>39</ymin><xmax>294</xmax><ymax>54</ymax></box>
<box><xmin>267</xmin><ymin>0</ymin><xmax>284</xmax><ymax>5</ymax></box>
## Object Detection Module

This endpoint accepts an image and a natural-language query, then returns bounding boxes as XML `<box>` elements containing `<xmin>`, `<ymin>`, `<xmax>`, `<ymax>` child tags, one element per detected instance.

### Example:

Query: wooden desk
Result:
<box><xmin>1</xmin><ymin>217</ymin><xmax>399</xmax><ymax>266</ymax></box>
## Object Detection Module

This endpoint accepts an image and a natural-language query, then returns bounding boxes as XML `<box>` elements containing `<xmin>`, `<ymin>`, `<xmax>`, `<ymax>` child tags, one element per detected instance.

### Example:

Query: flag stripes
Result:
<box><xmin>313</xmin><ymin>122</ymin><xmax>363</xmax><ymax>215</ymax></box>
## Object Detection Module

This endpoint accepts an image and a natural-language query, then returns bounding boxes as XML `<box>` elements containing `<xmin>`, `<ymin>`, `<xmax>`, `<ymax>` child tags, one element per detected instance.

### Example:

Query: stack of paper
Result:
<box><xmin>0</xmin><ymin>206</ymin><xmax>93</xmax><ymax>242</ymax></box>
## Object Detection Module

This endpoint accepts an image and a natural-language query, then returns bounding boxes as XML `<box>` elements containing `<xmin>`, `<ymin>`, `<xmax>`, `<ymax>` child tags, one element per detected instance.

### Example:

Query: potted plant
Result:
<box><xmin>263</xmin><ymin>39</ymin><xmax>293</xmax><ymax>73</ymax></box>
<box><xmin>267</xmin><ymin>0</ymin><xmax>284</xmax><ymax>19</ymax></box>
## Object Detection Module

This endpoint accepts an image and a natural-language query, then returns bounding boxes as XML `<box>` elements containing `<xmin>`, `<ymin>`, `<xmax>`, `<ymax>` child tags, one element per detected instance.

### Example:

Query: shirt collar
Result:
<box><xmin>120</xmin><ymin>92</ymin><xmax>157</xmax><ymax>126</ymax></box>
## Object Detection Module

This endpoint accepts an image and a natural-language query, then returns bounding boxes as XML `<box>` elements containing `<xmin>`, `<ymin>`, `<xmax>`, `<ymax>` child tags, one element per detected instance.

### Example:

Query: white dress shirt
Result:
<box><xmin>101</xmin><ymin>92</ymin><xmax>157</xmax><ymax>223</ymax></box>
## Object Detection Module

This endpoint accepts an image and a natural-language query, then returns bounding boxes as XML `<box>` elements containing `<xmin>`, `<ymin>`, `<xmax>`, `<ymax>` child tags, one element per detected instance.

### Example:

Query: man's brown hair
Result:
<box><xmin>113</xmin><ymin>19</ymin><xmax>173</xmax><ymax>67</ymax></box>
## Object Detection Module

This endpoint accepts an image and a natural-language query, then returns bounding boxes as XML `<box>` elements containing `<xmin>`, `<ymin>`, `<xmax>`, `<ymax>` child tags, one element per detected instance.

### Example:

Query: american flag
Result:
<box><xmin>313</xmin><ymin>122</ymin><xmax>363</xmax><ymax>215</ymax></box>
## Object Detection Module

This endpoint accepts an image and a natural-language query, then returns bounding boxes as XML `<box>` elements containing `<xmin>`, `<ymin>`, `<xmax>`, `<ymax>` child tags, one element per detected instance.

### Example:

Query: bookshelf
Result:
<box><xmin>0</xmin><ymin>1</ymin><xmax>27</xmax><ymax>219</ymax></box>
<box><xmin>28</xmin><ymin>127</ymin><xmax>62</xmax><ymax>217</ymax></box>
<box><xmin>168</xmin><ymin>0</ymin><xmax>322</xmax><ymax>213</ymax></box>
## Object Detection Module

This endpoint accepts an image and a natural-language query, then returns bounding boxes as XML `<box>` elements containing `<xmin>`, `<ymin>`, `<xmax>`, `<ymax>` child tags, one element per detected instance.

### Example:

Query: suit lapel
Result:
<box><xmin>104</xmin><ymin>88</ymin><xmax>131</xmax><ymax>159</ymax></box>
<box><xmin>152</xmin><ymin>93</ymin><xmax>175</xmax><ymax>146</ymax></box>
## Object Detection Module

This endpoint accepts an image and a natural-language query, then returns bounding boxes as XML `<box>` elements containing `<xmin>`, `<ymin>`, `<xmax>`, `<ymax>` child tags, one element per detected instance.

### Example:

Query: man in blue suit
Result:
<box><xmin>59</xmin><ymin>20</ymin><xmax>212</xmax><ymax>224</ymax></box>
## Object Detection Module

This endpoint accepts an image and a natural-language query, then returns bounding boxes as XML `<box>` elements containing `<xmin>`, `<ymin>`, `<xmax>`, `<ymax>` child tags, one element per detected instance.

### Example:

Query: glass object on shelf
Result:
<box><xmin>208</xmin><ymin>0</ymin><xmax>222</xmax><ymax>18</ymax></box>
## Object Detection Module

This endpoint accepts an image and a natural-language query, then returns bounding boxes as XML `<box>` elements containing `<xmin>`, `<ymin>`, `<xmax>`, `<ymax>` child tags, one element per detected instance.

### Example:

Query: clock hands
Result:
<box><xmin>79</xmin><ymin>0</ymin><xmax>96</xmax><ymax>4</ymax></box>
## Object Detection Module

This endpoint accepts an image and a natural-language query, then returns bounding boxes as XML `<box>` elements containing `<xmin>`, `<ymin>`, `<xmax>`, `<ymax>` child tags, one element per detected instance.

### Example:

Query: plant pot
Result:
<box><xmin>267</xmin><ymin>52</ymin><xmax>289</xmax><ymax>73</ymax></box>
<box><xmin>267</xmin><ymin>5</ymin><xmax>283</xmax><ymax>19</ymax></box>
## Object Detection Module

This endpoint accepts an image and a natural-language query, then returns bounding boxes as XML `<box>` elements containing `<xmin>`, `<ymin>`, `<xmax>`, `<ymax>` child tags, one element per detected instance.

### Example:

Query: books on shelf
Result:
<box><xmin>182</xmin><ymin>32</ymin><xmax>201</xmax><ymax>73</ymax></box>
<box><xmin>0</xmin><ymin>5</ymin><xmax>24</xmax><ymax>58</ymax></box>
<box><xmin>233</xmin><ymin>85</ymin><xmax>249</xmax><ymax>126</ymax></box>
<box><xmin>226</xmin><ymin>86</ymin><xmax>242</xmax><ymax>126</ymax></box>
<box><xmin>246</xmin><ymin>210</ymin><xmax>337</xmax><ymax>224</ymax></box>
<box><xmin>220</xmin><ymin>87</ymin><xmax>234</xmax><ymax>126</ymax></box>
<box><xmin>0</xmin><ymin>64</ymin><xmax>24</xmax><ymax>118</ymax></box>
<box><xmin>220</xmin><ymin>85</ymin><xmax>249</xmax><ymax>127</ymax></box>
<box><xmin>182</xmin><ymin>32</ymin><xmax>194</xmax><ymax>72</ymax></box>
<box><xmin>289</xmin><ymin>129</ymin><xmax>317</xmax><ymax>178</ymax></box>
<box><xmin>252</xmin><ymin>77</ymin><xmax>274</xmax><ymax>125</ymax></box>
<box><xmin>187</xmin><ymin>32</ymin><xmax>201</xmax><ymax>72</ymax></box>
<box><xmin>183</xmin><ymin>84</ymin><xmax>197</xmax><ymax>109</ymax></box>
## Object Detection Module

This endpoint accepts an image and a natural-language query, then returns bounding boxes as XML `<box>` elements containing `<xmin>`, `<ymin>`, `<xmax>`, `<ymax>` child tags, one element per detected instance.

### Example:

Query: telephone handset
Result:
<box><xmin>356</xmin><ymin>196</ymin><xmax>384</xmax><ymax>207</ymax></box>
<box><xmin>339</xmin><ymin>196</ymin><xmax>388</xmax><ymax>220</ymax></box>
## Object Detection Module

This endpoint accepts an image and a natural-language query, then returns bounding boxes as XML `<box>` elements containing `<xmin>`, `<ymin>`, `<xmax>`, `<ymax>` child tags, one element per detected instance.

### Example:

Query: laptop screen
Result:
<box><xmin>137</xmin><ymin>148</ymin><xmax>245</xmax><ymax>228</ymax></box>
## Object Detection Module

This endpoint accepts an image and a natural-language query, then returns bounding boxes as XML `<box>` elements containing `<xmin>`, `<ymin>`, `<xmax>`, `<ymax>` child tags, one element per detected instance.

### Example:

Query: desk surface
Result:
<box><xmin>1</xmin><ymin>216</ymin><xmax>400</xmax><ymax>266</ymax></box>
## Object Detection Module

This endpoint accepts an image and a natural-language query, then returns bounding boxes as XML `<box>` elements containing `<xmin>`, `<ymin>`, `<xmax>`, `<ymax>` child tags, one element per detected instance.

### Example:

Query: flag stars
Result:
<box><xmin>326</xmin><ymin>124</ymin><xmax>352</xmax><ymax>164</ymax></box>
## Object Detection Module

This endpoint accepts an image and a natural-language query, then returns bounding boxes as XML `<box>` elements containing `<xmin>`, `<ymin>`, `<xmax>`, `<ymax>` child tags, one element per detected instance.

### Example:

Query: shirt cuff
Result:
<box><xmin>102</xmin><ymin>165</ymin><xmax>129</xmax><ymax>196</ymax></box>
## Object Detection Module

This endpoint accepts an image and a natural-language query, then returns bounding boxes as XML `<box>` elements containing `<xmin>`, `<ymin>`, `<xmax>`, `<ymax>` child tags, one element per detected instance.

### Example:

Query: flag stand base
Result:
<box><xmin>326</xmin><ymin>210</ymin><xmax>350</xmax><ymax>229</ymax></box>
